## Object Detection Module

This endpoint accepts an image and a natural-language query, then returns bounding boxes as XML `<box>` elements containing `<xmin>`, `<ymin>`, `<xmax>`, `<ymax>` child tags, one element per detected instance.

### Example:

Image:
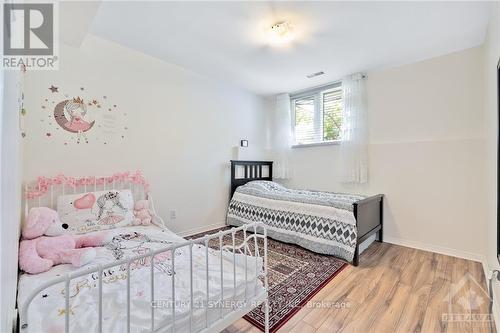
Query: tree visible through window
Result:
<box><xmin>292</xmin><ymin>85</ymin><xmax>343</xmax><ymax>145</ymax></box>
<box><xmin>323</xmin><ymin>89</ymin><xmax>343</xmax><ymax>141</ymax></box>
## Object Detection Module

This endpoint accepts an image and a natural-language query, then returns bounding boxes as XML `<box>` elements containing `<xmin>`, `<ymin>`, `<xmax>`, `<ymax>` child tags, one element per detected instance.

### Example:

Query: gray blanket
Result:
<box><xmin>226</xmin><ymin>181</ymin><xmax>365</xmax><ymax>262</ymax></box>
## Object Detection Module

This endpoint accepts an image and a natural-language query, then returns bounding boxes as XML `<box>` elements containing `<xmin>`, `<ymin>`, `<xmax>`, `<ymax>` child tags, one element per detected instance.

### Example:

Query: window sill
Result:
<box><xmin>291</xmin><ymin>140</ymin><xmax>341</xmax><ymax>148</ymax></box>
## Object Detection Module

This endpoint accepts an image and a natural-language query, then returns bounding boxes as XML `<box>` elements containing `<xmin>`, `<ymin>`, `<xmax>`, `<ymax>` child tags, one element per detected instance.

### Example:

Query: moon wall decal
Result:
<box><xmin>53</xmin><ymin>100</ymin><xmax>95</xmax><ymax>133</ymax></box>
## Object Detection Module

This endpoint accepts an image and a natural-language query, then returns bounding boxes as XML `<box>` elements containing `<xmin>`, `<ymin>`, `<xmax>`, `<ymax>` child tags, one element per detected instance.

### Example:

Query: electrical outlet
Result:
<box><xmin>170</xmin><ymin>210</ymin><xmax>176</xmax><ymax>220</ymax></box>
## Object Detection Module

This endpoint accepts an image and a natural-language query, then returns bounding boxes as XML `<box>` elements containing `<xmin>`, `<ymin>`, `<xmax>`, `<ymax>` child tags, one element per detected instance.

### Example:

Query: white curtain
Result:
<box><xmin>273</xmin><ymin>93</ymin><xmax>292</xmax><ymax>179</ymax></box>
<box><xmin>339</xmin><ymin>73</ymin><xmax>368</xmax><ymax>184</ymax></box>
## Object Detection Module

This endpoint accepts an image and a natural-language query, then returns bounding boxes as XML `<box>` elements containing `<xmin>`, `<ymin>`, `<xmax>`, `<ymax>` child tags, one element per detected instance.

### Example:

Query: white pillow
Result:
<box><xmin>57</xmin><ymin>189</ymin><xmax>135</xmax><ymax>234</ymax></box>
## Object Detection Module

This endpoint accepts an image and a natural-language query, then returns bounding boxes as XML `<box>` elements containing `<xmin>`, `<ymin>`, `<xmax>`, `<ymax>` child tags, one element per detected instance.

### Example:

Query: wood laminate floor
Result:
<box><xmin>222</xmin><ymin>242</ymin><xmax>496</xmax><ymax>333</ymax></box>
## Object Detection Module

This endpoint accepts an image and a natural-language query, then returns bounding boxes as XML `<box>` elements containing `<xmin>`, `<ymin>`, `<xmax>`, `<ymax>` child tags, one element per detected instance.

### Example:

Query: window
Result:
<box><xmin>291</xmin><ymin>83</ymin><xmax>343</xmax><ymax>146</ymax></box>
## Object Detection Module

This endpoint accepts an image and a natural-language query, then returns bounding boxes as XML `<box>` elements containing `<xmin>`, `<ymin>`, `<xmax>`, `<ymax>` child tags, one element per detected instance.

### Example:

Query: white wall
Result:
<box><xmin>483</xmin><ymin>1</ymin><xmax>500</xmax><ymax>323</ymax></box>
<box><xmin>0</xmin><ymin>70</ymin><xmax>23</xmax><ymax>333</ymax></box>
<box><xmin>22</xmin><ymin>34</ymin><xmax>269</xmax><ymax>235</ymax></box>
<box><xmin>281</xmin><ymin>47</ymin><xmax>486</xmax><ymax>260</ymax></box>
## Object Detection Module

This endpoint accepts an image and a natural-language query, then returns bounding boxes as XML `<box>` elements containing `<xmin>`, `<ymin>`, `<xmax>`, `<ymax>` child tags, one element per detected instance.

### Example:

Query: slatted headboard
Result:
<box><xmin>230</xmin><ymin>160</ymin><xmax>273</xmax><ymax>199</ymax></box>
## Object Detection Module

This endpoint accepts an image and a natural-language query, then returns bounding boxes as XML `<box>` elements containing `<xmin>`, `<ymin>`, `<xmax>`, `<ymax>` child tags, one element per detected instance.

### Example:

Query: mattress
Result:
<box><xmin>227</xmin><ymin>181</ymin><xmax>365</xmax><ymax>262</ymax></box>
<box><xmin>18</xmin><ymin>225</ymin><xmax>264</xmax><ymax>333</ymax></box>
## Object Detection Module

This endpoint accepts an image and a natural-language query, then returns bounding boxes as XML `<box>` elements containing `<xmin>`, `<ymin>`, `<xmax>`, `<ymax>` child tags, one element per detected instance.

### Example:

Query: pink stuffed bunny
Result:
<box><xmin>132</xmin><ymin>200</ymin><xmax>153</xmax><ymax>226</ymax></box>
<box><xmin>19</xmin><ymin>207</ymin><xmax>110</xmax><ymax>274</ymax></box>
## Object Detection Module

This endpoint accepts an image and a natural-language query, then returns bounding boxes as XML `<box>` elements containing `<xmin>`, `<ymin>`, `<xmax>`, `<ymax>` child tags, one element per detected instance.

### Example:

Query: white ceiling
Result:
<box><xmin>86</xmin><ymin>1</ymin><xmax>491</xmax><ymax>95</ymax></box>
<box><xmin>60</xmin><ymin>1</ymin><xmax>101</xmax><ymax>47</ymax></box>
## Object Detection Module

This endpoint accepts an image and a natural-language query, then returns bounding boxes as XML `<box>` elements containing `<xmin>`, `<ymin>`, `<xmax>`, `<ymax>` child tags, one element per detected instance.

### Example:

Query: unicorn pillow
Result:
<box><xmin>57</xmin><ymin>189</ymin><xmax>135</xmax><ymax>234</ymax></box>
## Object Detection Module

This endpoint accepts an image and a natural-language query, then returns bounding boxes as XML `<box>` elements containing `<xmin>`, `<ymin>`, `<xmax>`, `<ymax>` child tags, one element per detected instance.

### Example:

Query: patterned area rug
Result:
<box><xmin>188</xmin><ymin>227</ymin><xmax>347</xmax><ymax>332</ymax></box>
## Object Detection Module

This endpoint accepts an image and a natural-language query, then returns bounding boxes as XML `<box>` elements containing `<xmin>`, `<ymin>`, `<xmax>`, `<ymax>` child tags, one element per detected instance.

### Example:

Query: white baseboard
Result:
<box><xmin>383</xmin><ymin>236</ymin><xmax>484</xmax><ymax>262</ymax></box>
<box><xmin>176</xmin><ymin>222</ymin><xmax>227</xmax><ymax>237</ymax></box>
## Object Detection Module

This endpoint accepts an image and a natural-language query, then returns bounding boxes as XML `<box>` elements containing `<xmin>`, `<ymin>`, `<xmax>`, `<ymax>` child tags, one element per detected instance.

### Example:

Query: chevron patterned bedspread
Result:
<box><xmin>226</xmin><ymin>181</ymin><xmax>365</xmax><ymax>262</ymax></box>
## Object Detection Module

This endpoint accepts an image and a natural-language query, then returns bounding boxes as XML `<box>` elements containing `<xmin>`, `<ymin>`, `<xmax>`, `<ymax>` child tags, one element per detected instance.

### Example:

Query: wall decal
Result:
<box><xmin>40</xmin><ymin>85</ymin><xmax>128</xmax><ymax>145</ymax></box>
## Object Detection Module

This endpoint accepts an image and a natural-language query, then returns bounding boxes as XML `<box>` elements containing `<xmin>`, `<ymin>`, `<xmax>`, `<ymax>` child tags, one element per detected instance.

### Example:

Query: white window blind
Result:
<box><xmin>291</xmin><ymin>83</ymin><xmax>343</xmax><ymax>146</ymax></box>
<box><xmin>293</xmin><ymin>96</ymin><xmax>316</xmax><ymax>144</ymax></box>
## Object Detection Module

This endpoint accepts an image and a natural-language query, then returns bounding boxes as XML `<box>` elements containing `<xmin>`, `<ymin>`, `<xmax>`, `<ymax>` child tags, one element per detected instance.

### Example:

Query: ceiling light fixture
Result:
<box><xmin>268</xmin><ymin>21</ymin><xmax>294</xmax><ymax>46</ymax></box>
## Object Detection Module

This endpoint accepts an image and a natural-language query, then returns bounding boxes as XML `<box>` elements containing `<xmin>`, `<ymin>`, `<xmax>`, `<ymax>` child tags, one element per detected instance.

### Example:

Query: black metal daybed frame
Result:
<box><xmin>229</xmin><ymin>160</ymin><xmax>384</xmax><ymax>266</ymax></box>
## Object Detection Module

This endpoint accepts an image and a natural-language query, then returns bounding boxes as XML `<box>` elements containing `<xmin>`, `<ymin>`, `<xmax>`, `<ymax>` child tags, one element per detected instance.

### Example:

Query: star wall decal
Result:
<box><xmin>48</xmin><ymin>85</ymin><xmax>58</xmax><ymax>93</ymax></box>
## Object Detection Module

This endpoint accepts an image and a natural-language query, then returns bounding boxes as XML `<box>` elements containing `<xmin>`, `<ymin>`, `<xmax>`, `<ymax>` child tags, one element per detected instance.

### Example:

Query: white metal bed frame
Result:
<box><xmin>19</xmin><ymin>174</ymin><xmax>270</xmax><ymax>333</ymax></box>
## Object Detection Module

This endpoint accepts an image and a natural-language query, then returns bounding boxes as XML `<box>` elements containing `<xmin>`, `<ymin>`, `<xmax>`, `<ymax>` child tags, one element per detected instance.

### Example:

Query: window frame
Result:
<box><xmin>290</xmin><ymin>82</ymin><xmax>342</xmax><ymax>148</ymax></box>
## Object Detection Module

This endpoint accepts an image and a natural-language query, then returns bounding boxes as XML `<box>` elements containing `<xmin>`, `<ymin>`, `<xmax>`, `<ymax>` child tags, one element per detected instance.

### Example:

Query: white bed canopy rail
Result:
<box><xmin>20</xmin><ymin>172</ymin><xmax>269</xmax><ymax>333</ymax></box>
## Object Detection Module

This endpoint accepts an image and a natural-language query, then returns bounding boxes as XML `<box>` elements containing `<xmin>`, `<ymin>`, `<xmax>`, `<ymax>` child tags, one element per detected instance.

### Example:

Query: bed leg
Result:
<box><xmin>353</xmin><ymin>245</ymin><xmax>359</xmax><ymax>266</ymax></box>
<box><xmin>264</xmin><ymin>298</ymin><xmax>270</xmax><ymax>333</ymax></box>
<box><xmin>379</xmin><ymin>197</ymin><xmax>384</xmax><ymax>243</ymax></box>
